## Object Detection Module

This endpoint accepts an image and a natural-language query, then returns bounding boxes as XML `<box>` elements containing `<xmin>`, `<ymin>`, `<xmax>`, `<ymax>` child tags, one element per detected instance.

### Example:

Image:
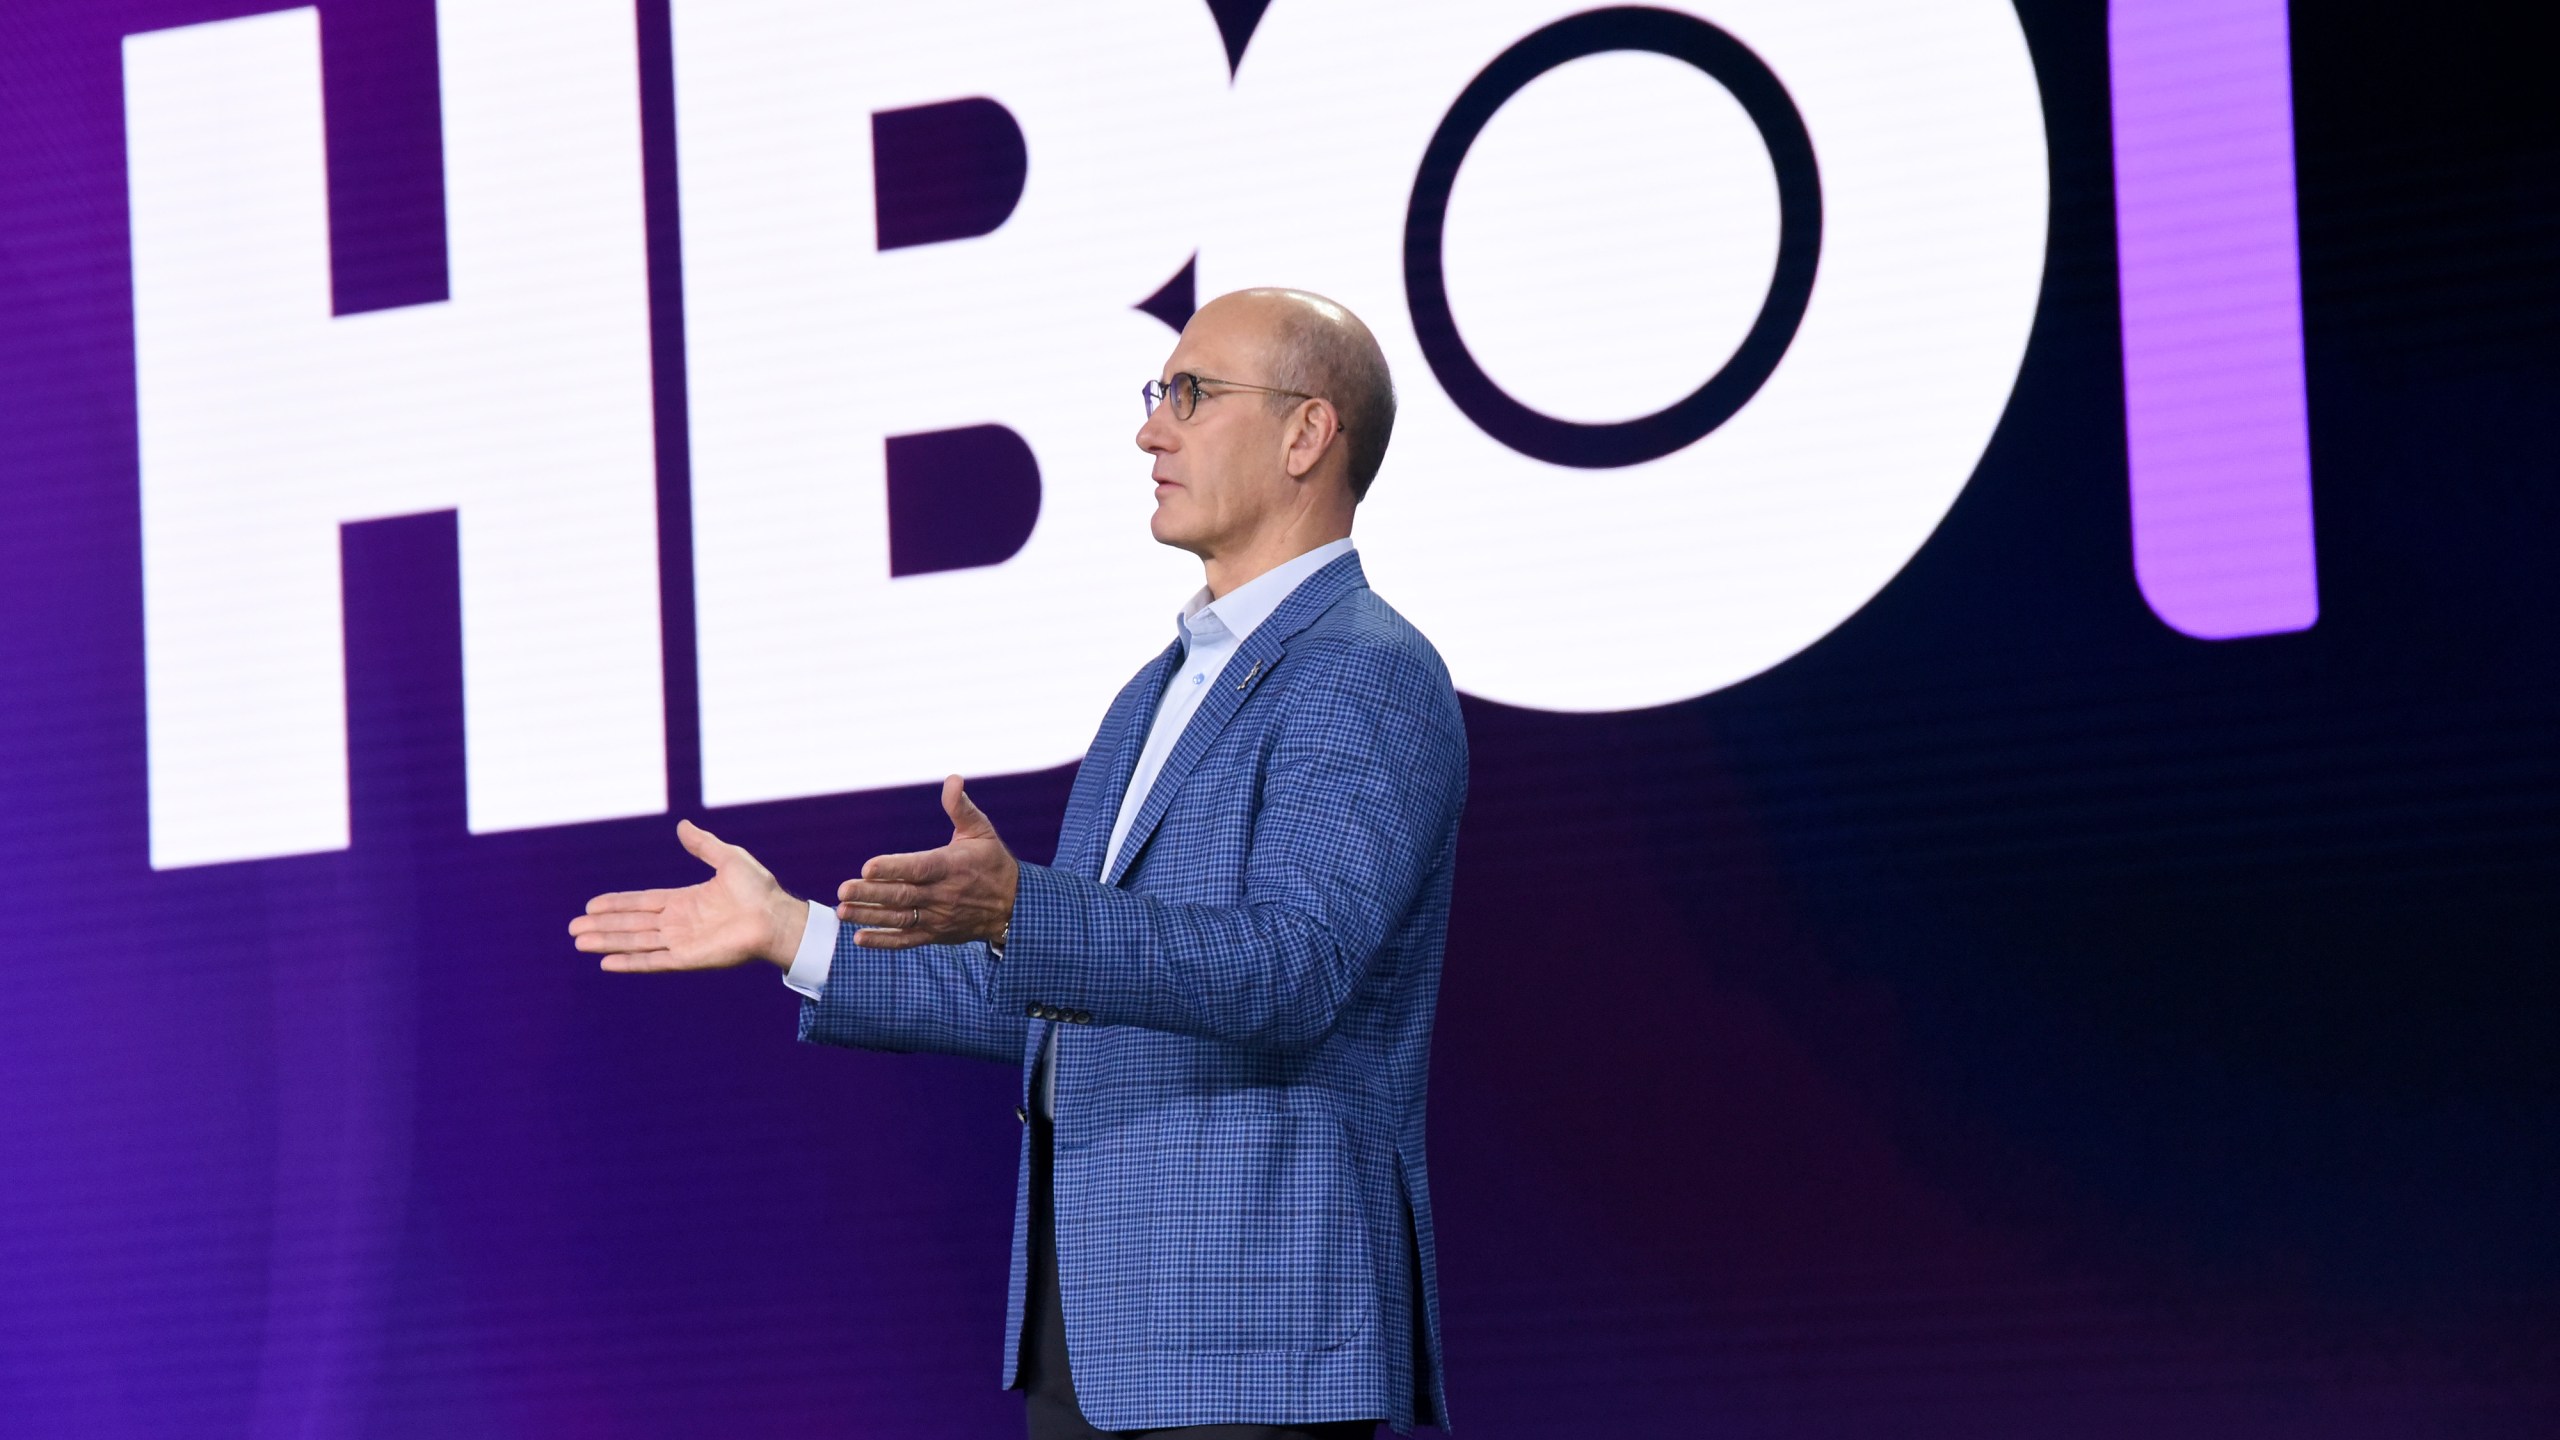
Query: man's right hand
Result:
<box><xmin>569</xmin><ymin>820</ymin><xmax>808</xmax><ymax>972</ymax></box>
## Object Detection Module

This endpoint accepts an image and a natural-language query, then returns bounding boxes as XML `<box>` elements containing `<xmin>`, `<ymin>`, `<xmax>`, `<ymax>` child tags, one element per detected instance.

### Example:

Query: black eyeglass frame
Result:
<box><xmin>1141</xmin><ymin>372</ymin><xmax>1345</xmax><ymax>431</ymax></box>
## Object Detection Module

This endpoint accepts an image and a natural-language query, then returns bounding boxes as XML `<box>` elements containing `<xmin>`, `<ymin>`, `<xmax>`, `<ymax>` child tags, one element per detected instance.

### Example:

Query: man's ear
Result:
<box><xmin>1281</xmin><ymin>398</ymin><xmax>1341</xmax><ymax>481</ymax></box>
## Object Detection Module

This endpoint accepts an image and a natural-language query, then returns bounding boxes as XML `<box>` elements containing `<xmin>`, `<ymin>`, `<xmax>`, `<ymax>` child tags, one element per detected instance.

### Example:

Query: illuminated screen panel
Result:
<box><xmin>0</xmin><ymin>1</ymin><xmax>2553</xmax><ymax>1436</ymax></box>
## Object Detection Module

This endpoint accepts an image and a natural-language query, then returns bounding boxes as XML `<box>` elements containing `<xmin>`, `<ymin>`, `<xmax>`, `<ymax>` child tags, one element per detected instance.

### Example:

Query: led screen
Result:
<box><xmin>1</xmin><ymin>1</ymin><xmax>2553</xmax><ymax>1435</ymax></box>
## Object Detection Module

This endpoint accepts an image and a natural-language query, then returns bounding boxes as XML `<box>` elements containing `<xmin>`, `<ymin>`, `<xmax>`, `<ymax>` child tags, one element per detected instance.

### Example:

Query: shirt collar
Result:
<box><xmin>1177</xmin><ymin>537</ymin><xmax>1357</xmax><ymax>652</ymax></box>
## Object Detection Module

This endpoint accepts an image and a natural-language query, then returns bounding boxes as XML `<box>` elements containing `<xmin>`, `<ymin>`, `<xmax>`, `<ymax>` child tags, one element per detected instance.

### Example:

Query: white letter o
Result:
<box><xmin>1204</xmin><ymin>0</ymin><xmax>2049</xmax><ymax>711</ymax></box>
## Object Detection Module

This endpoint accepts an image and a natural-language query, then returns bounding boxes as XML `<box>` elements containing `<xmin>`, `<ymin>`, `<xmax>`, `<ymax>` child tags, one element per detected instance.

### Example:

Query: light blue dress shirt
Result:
<box><xmin>784</xmin><ymin>538</ymin><xmax>1360</xmax><ymax>1117</ymax></box>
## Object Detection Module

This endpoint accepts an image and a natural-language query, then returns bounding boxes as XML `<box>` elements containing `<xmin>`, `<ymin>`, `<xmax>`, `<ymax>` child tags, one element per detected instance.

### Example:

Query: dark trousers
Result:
<box><xmin>1020</xmin><ymin>1113</ymin><xmax>1379</xmax><ymax>1440</ymax></box>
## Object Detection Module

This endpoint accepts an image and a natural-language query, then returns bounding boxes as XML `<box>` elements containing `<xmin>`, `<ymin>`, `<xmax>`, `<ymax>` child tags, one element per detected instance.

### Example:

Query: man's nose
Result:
<box><xmin>1137</xmin><ymin>408</ymin><xmax>1175</xmax><ymax>454</ymax></box>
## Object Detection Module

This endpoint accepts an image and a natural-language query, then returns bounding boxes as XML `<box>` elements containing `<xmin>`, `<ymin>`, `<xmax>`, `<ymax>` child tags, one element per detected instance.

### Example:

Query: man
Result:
<box><xmin>570</xmin><ymin>290</ymin><xmax>1465</xmax><ymax>1438</ymax></box>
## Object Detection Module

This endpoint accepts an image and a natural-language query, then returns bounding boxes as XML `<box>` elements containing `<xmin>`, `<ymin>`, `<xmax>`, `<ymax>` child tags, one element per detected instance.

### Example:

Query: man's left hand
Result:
<box><xmin>837</xmin><ymin>775</ymin><xmax>1019</xmax><ymax>950</ymax></box>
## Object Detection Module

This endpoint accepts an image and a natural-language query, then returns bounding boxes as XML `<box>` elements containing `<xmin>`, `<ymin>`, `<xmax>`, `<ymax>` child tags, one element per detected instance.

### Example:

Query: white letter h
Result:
<box><xmin>124</xmin><ymin>2</ymin><xmax>665</xmax><ymax>869</ymax></box>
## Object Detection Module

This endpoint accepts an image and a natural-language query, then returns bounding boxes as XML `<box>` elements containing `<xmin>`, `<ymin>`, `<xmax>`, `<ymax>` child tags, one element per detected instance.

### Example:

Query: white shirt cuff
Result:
<box><xmin>782</xmin><ymin>899</ymin><xmax>839</xmax><ymax>999</ymax></box>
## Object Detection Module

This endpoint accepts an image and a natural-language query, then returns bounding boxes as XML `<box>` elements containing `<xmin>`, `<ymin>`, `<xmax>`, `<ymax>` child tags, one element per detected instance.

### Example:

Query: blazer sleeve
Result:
<box><xmin>993</xmin><ymin>636</ymin><xmax>1466</xmax><ymax>1053</ymax></box>
<box><xmin>798</xmin><ymin>921</ymin><xmax>1029</xmax><ymax>1064</ymax></box>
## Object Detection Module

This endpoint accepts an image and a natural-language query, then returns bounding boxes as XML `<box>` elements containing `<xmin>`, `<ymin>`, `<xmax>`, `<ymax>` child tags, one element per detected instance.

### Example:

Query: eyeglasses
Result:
<box><xmin>1141</xmin><ymin>371</ymin><xmax>1339</xmax><ymax>429</ymax></box>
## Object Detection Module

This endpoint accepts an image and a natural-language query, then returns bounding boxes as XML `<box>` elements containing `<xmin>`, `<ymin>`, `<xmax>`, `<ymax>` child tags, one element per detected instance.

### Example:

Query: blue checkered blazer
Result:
<box><xmin>799</xmin><ymin>552</ymin><xmax>1464</xmax><ymax>1432</ymax></box>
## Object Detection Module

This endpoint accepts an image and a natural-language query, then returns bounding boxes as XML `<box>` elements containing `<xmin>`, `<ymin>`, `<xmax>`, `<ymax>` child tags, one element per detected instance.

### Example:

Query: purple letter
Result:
<box><xmin>2110</xmin><ymin>0</ymin><xmax>2318</xmax><ymax>638</ymax></box>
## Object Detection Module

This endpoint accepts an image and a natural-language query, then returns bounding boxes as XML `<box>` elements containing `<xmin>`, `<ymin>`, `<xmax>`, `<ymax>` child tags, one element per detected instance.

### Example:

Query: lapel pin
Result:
<box><xmin>1235</xmin><ymin>659</ymin><xmax>1263</xmax><ymax>691</ymax></box>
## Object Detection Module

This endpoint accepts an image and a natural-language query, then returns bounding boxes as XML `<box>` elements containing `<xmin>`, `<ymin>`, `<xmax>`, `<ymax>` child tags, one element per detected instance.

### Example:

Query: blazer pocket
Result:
<box><xmin>1144</xmin><ymin>1106</ymin><xmax>1374</xmax><ymax>1352</ymax></box>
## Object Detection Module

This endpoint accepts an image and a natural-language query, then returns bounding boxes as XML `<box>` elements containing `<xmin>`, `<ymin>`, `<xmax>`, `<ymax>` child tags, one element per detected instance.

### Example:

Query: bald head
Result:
<box><xmin>1207</xmin><ymin>288</ymin><xmax>1398</xmax><ymax>500</ymax></box>
<box><xmin>1140</xmin><ymin>288</ymin><xmax>1396</xmax><ymax>594</ymax></box>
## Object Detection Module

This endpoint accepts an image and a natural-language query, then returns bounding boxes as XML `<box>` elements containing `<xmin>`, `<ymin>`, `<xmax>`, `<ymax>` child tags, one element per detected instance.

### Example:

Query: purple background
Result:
<box><xmin>4</xmin><ymin>1</ymin><xmax>2557</xmax><ymax>1435</ymax></box>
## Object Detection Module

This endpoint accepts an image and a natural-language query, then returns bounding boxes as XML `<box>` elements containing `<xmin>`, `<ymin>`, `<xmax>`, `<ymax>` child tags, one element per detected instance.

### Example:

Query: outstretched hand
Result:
<box><xmin>836</xmin><ymin>775</ymin><xmax>1019</xmax><ymax>950</ymax></box>
<box><xmin>570</xmin><ymin>819</ymin><xmax>807</xmax><ymax>972</ymax></box>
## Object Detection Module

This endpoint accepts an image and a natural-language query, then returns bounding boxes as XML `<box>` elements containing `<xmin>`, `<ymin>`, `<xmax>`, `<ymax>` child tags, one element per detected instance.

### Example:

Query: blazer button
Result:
<box><xmin>1072</xmin><ymin>1010</ymin><xmax>1092</xmax><ymax>1025</ymax></box>
<box><xmin>1025</xmin><ymin>1003</ymin><xmax>1041</xmax><ymax>1019</ymax></box>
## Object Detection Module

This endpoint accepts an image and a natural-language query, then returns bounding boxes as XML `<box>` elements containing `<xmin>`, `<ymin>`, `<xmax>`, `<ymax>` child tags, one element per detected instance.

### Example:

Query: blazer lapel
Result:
<box><xmin>1101</xmin><ymin>552</ymin><xmax>1368</xmax><ymax>888</ymax></box>
<box><xmin>1075</xmin><ymin>639</ymin><xmax>1183</xmax><ymax>879</ymax></box>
